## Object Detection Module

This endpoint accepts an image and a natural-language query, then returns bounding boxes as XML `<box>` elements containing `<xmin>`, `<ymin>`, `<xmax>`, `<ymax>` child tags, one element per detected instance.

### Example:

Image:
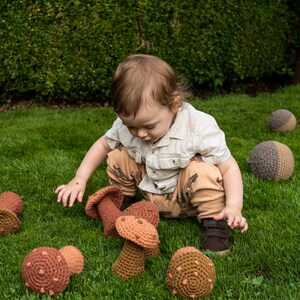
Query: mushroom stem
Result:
<box><xmin>59</xmin><ymin>246</ymin><xmax>84</xmax><ymax>275</ymax></box>
<box><xmin>112</xmin><ymin>240</ymin><xmax>146</xmax><ymax>280</ymax></box>
<box><xmin>97</xmin><ymin>195</ymin><xmax>122</xmax><ymax>237</ymax></box>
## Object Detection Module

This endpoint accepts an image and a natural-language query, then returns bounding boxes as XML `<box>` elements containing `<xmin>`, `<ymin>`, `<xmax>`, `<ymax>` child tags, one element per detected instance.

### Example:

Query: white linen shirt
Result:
<box><xmin>105</xmin><ymin>102</ymin><xmax>231</xmax><ymax>194</ymax></box>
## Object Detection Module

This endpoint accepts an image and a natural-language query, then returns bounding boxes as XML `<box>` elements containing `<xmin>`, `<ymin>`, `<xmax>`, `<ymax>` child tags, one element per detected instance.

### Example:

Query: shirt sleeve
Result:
<box><xmin>194</xmin><ymin>123</ymin><xmax>231</xmax><ymax>165</ymax></box>
<box><xmin>104</xmin><ymin>118</ymin><xmax>123</xmax><ymax>150</ymax></box>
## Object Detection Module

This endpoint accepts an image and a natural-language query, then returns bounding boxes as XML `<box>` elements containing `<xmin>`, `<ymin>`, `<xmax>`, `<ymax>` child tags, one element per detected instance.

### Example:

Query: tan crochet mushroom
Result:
<box><xmin>22</xmin><ymin>246</ymin><xmax>84</xmax><ymax>295</ymax></box>
<box><xmin>166</xmin><ymin>246</ymin><xmax>216</xmax><ymax>299</ymax></box>
<box><xmin>112</xmin><ymin>215</ymin><xmax>160</xmax><ymax>280</ymax></box>
<box><xmin>0</xmin><ymin>191</ymin><xmax>23</xmax><ymax>236</ymax></box>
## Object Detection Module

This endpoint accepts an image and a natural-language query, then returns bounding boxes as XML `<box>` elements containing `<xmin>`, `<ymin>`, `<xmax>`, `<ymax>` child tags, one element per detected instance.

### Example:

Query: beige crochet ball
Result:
<box><xmin>269</xmin><ymin>109</ymin><xmax>297</xmax><ymax>132</ymax></box>
<box><xmin>247</xmin><ymin>141</ymin><xmax>294</xmax><ymax>180</ymax></box>
<box><xmin>166</xmin><ymin>246</ymin><xmax>216</xmax><ymax>299</ymax></box>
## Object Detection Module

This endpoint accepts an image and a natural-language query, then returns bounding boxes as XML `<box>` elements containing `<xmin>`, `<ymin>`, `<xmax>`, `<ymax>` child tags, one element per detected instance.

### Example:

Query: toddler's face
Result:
<box><xmin>118</xmin><ymin>102</ymin><xmax>177</xmax><ymax>143</ymax></box>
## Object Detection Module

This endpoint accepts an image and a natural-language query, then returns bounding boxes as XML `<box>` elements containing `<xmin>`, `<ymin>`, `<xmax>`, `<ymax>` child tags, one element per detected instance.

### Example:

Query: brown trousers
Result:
<box><xmin>106</xmin><ymin>147</ymin><xmax>225</xmax><ymax>221</ymax></box>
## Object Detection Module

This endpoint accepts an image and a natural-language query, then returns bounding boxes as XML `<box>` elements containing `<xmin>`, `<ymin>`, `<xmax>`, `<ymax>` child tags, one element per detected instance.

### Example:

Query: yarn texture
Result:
<box><xmin>166</xmin><ymin>246</ymin><xmax>216</xmax><ymax>299</ymax></box>
<box><xmin>0</xmin><ymin>191</ymin><xmax>23</xmax><ymax>235</ymax></box>
<box><xmin>247</xmin><ymin>141</ymin><xmax>294</xmax><ymax>180</ymax></box>
<box><xmin>22</xmin><ymin>246</ymin><xmax>84</xmax><ymax>295</ymax></box>
<box><xmin>269</xmin><ymin>109</ymin><xmax>297</xmax><ymax>132</ymax></box>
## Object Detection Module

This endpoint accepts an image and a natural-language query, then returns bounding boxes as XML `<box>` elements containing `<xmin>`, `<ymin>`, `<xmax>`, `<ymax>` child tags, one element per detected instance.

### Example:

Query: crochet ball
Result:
<box><xmin>247</xmin><ymin>141</ymin><xmax>294</xmax><ymax>180</ymax></box>
<box><xmin>166</xmin><ymin>246</ymin><xmax>216</xmax><ymax>299</ymax></box>
<box><xmin>269</xmin><ymin>109</ymin><xmax>297</xmax><ymax>132</ymax></box>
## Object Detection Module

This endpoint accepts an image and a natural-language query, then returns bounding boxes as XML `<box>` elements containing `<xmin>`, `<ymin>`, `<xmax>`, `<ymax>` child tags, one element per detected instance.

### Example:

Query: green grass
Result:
<box><xmin>0</xmin><ymin>85</ymin><xmax>299</xmax><ymax>299</ymax></box>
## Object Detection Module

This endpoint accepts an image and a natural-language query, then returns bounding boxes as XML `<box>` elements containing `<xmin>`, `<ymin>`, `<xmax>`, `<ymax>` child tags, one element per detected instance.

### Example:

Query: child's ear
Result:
<box><xmin>170</xmin><ymin>95</ymin><xmax>182</xmax><ymax>113</ymax></box>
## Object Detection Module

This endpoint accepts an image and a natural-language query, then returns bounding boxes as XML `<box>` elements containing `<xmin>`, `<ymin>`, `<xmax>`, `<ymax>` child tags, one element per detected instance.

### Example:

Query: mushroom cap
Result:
<box><xmin>85</xmin><ymin>186</ymin><xmax>123</xmax><ymax>219</ymax></box>
<box><xmin>269</xmin><ymin>109</ymin><xmax>297</xmax><ymax>132</ymax></box>
<box><xmin>0</xmin><ymin>191</ymin><xmax>23</xmax><ymax>215</ymax></box>
<box><xmin>59</xmin><ymin>246</ymin><xmax>84</xmax><ymax>275</ymax></box>
<box><xmin>166</xmin><ymin>246</ymin><xmax>216</xmax><ymax>299</ymax></box>
<box><xmin>115</xmin><ymin>215</ymin><xmax>159</xmax><ymax>249</ymax></box>
<box><xmin>247</xmin><ymin>141</ymin><xmax>294</xmax><ymax>180</ymax></box>
<box><xmin>22</xmin><ymin>247</ymin><xmax>70</xmax><ymax>295</ymax></box>
<box><xmin>122</xmin><ymin>200</ymin><xmax>160</xmax><ymax>228</ymax></box>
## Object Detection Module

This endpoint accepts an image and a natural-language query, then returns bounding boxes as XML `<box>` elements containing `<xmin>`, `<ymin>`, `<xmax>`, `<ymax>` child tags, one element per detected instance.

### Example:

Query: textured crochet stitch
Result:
<box><xmin>247</xmin><ymin>141</ymin><xmax>294</xmax><ymax>180</ymax></box>
<box><xmin>0</xmin><ymin>191</ymin><xmax>23</xmax><ymax>236</ymax></box>
<box><xmin>166</xmin><ymin>246</ymin><xmax>216</xmax><ymax>299</ymax></box>
<box><xmin>269</xmin><ymin>109</ymin><xmax>297</xmax><ymax>132</ymax></box>
<box><xmin>22</xmin><ymin>246</ymin><xmax>84</xmax><ymax>295</ymax></box>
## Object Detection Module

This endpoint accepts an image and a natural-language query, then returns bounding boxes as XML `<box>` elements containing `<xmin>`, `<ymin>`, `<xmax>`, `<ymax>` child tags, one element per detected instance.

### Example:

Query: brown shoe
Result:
<box><xmin>201</xmin><ymin>218</ymin><xmax>231</xmax><ymax>255</ymax></box>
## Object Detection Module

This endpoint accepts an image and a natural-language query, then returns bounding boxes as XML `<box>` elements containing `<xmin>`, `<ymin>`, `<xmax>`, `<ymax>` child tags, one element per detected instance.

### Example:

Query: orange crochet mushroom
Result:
<box><xmin>0</xmin><ymin>191</ymin><xmax>23</xmax><ymax>236</ymax></box>
<box><xmin>112</xmin><ymin>215</ymin><xmax>160</xmax><ymax>280</ymax></box>
<box><xmin>22</xmin><ymin>246</ymin><xmax>84</xmax><ymax>295</ymax></box>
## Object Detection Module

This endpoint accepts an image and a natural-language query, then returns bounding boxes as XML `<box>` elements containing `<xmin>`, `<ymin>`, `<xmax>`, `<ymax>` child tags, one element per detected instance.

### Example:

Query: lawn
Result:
<box><xmin>0</xmin><ymin>84</ymin><xmax>299</xmax><ymax>299</ymax></box>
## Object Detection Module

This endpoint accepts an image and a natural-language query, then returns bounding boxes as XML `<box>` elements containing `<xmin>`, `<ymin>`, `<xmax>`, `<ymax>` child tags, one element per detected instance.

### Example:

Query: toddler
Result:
<box><xmin>56</xmin><ymin>54</ymin><xmax>248</xmax><ymax>254</ymax></box>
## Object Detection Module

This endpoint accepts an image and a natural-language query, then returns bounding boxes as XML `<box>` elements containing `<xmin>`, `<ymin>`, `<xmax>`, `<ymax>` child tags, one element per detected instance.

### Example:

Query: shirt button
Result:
<box><xmin>173</xmin><ymin>160</ymin><xmax>176</xmax><ymax>164</ymax></box>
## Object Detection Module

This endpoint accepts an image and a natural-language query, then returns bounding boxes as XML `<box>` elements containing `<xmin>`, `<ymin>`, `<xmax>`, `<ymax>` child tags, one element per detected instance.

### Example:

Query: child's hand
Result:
<box><xmin>55</xmin><ymin>177</ymin><xmax>86</xmax><ymax>207</ymax></box>
<box><xmin>213</xmin><ymin>206</ymin><xmax>248</xmax><ymax>233</ymax></box>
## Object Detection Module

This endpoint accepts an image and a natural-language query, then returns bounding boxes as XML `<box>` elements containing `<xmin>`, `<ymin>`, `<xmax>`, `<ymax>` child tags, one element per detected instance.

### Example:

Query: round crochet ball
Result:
<box><xmin>247</xmin><ymin>141</ymin><xmax>294</xmax><ymax>180</ymax></box>
<box><xmin>269</xmin><ymin>109</ymin><xmax>297</xmax><ymax>132</ymax></box>
<box><xmin>166</xmin><ymin>246</ymin><xmax>216</xmax><ymax>299</ymax></box>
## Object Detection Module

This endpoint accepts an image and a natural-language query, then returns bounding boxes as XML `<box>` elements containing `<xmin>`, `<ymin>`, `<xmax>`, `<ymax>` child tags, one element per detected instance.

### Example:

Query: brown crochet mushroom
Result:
<box><xmin>0</xmin><ymin>191</ymin><xmax>23</xmax><ymax>236</ymax></box>
<box><xmin>22</xmin><ymin>246</ymin><xmax>84</xmax><ymax>295</ymax></box>
<box><xmin>112</xmin><ymin>215</ymin><xmax>160</xmax><ymax>280</ymax></box>
<box><xmin>85</xmin><ymin>186</ymin><xmax>123</xmax><ymax>237</ymax></box>
<box><xmin>166</xmin><ymin>246</ymin><xmax>216</xmax><ymax>299</ymax></box>
<box><xmin>85</xmin><ymin>186</ymin><xmax>160</xmax><ymax>238</ymax></box>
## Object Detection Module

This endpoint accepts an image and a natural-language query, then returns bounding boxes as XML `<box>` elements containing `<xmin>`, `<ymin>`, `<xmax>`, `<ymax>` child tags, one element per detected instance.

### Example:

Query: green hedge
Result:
<box><xmin>0</xmin><ymin>0</ymin><xmax>298</xmax><ymax>103</ymax></box>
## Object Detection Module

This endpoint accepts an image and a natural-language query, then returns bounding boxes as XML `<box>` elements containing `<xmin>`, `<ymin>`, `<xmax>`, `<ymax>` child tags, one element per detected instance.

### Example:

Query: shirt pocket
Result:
<box><xmin>158</xmin><ymin>154</ymin><xmax>190</xmax><ymax>169</ymax></box>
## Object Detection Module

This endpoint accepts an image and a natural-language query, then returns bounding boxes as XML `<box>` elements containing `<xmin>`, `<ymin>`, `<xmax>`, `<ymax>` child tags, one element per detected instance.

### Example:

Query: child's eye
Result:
<box><xmin>145</xmin><ymin>125</ymin><xmax>155</xmax><ymax>129</ymax></box>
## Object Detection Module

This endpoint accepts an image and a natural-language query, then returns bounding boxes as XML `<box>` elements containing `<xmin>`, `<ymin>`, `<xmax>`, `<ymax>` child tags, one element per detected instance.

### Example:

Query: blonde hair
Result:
<box><xmin>111</xmin><ymin>54</ymin><xmax>191</xmax><ymax>117</ymax></box>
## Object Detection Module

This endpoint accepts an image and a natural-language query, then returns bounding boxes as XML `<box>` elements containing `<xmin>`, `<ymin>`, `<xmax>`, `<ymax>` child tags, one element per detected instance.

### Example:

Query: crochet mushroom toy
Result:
<box><xmin>0</xmin><ymin>191</ymin><xmax>24</xmax><ymax>236</ymax></box>
<box><xmin>247</xmin><ymin>141</ymin><xmax>294</xmax><ymax>180</ymax></box>
<box><xmin>166</xmin><ymin>246</ymin><xmax>216</xmax><ymax>299</ymax></box>
<box><xmin>22</xmin><ymin>246</ymin><xmax>84</xmax><ymax>295</ymax></box>
<box><xmin>112</xmin><ymin>215</ymin><xmax>160</xmax><ymax>280</ymax></box>
<box><xmin>85</xmin><ymin>186</ymin><xmax>160</xmax><ymax>238</ymax></box>
<box><xmin>269</xmin><ymin>109</ymin><xmax>298</xmax><ymax>132</ymax></box>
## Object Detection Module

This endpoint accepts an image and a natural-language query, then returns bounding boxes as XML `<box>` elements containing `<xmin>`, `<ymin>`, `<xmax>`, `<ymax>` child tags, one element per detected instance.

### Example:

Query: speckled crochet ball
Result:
<box><xmin>269</xmin><ymin>109</ymin><xmax>297</xmax><ymax>132</ymax></box>
<box><xmin>166</xmin><ymin>246</ymin><xmax>216</xmax><ymax>299</ymax></box>
<box><xmin>247</xmin><ymin>141</ymin><xmax>294</xmax><ymax>180</ymax></box>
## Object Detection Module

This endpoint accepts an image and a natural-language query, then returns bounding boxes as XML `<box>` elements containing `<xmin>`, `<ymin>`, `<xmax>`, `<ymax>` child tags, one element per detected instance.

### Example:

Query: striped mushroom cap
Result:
<box><xmin>247</xmin><ymin>141</ymin><xmax>294</xmax><ymax>180</ymax></box>
<box><xmin>0</xmin><ymin>191</ymin><xmax>23</xmax><ymax>236</ymax></box>
<box><xmin>269</xmin><ymin>109</ymin><xmax>297</xmax><ymax>132</ymax></box>
<box><xmin>166</xmin><ymin>246</ymin><xmax>216</xmax><ymax>299</ymax></box>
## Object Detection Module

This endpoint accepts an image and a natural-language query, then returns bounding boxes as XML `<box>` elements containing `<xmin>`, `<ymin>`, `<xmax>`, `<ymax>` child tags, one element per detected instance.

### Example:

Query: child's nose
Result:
<box><xmin>137</xmin><ymin>129</ymin><xmax>147</xmax><ymax>138</ymax></box>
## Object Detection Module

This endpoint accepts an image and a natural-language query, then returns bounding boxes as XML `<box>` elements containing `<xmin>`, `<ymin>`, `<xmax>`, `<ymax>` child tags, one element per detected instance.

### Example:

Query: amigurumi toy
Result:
<box><xmin>166</xmin><ymin>246</ymin><xmax>216</xmax><ymax>299</ymax></box>
<box><xmin>247</xmin><ymin>141</ymin><xmax>294</xmax><ymax>180</ymax></box>
<box><xmin>22</xmin><ymin>246</ymin><xmax>84</xmax><ymax>295</ymax></box>
<box><xmin>85</xmin><ymin>186</ymin><xmax>160</xmax><ymax>238</ymax></box>
<box><xmin>0</xmin><ymin>191</ymin><xmax>24</xmax><ymax>236</ymax></box>
<box><xmin>112</xmin><ymin>215</ymin><xmax>160</xmax><ymax>280</ymax></box>
<box><xmin>269</xmin><ymin>109</ymin><xmax>298</xmax><ymax>132</ymax></box>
